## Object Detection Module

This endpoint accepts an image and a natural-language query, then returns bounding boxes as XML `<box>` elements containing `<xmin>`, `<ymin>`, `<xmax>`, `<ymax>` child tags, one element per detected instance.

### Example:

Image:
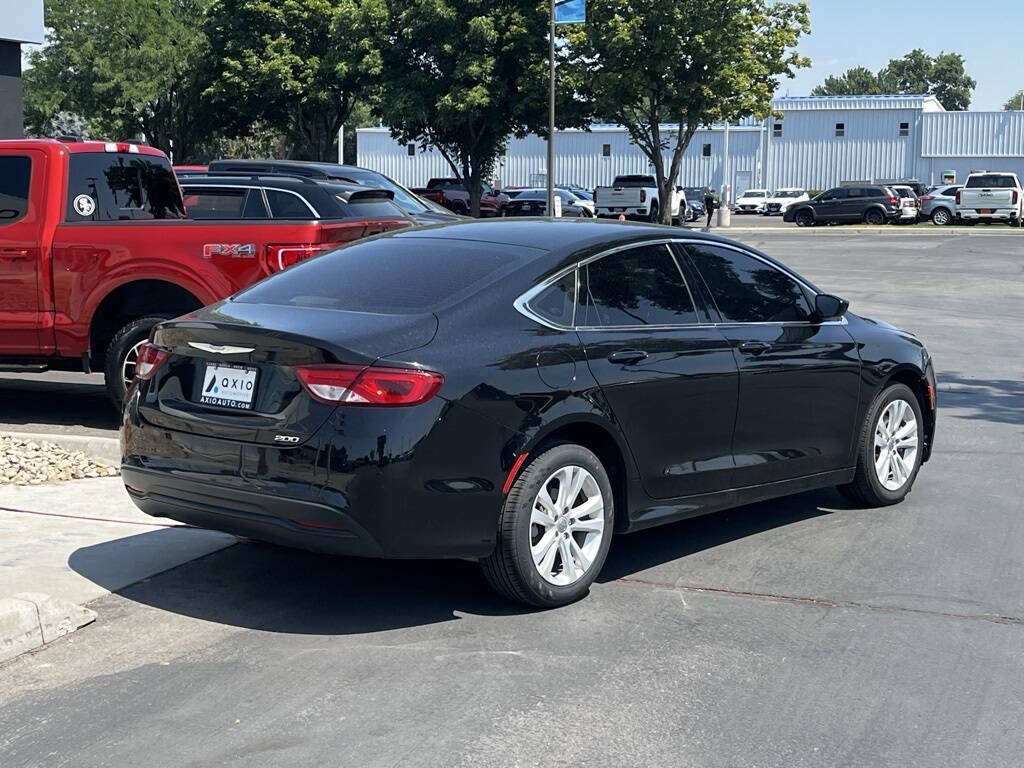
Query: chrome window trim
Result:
<box><xmin>182</xmin><ymin>184</ymin><xmax>320</xmax><ymax>218</ymax></box>
<box><xmin>513</xmin><ymin>237</ymin><xmax>846</xmax><ymax>331</ymax></box>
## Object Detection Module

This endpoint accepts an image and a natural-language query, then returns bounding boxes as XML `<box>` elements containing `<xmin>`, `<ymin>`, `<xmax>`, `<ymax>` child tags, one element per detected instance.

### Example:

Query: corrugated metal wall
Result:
<box><xmin>359</xmin><ymin>105</ymin><xmax>1024</xmax><ymax>197</ymax></box>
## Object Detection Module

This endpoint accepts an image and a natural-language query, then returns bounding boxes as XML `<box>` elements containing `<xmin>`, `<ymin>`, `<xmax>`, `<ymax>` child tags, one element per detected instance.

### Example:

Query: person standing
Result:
<box><xmin>703</xmin><ymin>189</ymin><xmax>715</xmax><ymax>229</ymax></box>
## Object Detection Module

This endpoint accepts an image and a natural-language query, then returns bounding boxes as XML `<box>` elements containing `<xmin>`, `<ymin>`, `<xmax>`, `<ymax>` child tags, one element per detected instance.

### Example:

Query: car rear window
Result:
<box><xmin>234</xmin><ymin>236</ymin><xmax>543</xmax><ymax>313</ymax></box>
<box><xmin>66</xmin><ymin>153</ymin><xmax>185</xmax><ymax>221</ymax></box>
<box><xmin>965</xmin><ymin>175</ymin><xmax>1018</xmax><ymax>188</ymax></box>
<box><xmin>0</xmin><ymin>156</ymin><xmax>31</xmax><ymax>225</ymax></box>
<box><xmin>333</xmin><ymin>197</ymin><xmax>407</xmax><ymax>219</ymax></box>
<box><xmin>612</xmin><ymin>177</ymin><xmax>656</xmax><ymax>187</ymax></box>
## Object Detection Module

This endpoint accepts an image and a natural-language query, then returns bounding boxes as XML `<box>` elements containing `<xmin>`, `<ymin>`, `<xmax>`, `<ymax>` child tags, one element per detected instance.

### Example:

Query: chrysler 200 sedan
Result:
<box><xmin>121</xmin><ymin>220</ymin><xmax>936</xmax><ymax>607</ymax></box>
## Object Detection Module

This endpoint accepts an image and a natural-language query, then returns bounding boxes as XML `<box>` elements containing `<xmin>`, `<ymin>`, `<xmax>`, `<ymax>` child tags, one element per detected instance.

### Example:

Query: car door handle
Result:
<box><xmin>607</xmin><ymin>349</ymin><xmax>648</xmax><ymax>365</ymax></box>
<box><xmin>738</xmin><ymin>341</ymin><xmax>772</xmax><ymax>355</ymax></box>
<box><xmin>0</xmin><ymin>248</ymin><xmax>31</xmax><ymax>261</ymax></box>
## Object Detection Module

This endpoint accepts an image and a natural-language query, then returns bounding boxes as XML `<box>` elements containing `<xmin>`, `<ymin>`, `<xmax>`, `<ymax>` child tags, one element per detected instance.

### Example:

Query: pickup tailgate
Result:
<box><xmin>595</xmin><ymin>186</ymin><xmax>644</xmax><ymax>208</ymax></box>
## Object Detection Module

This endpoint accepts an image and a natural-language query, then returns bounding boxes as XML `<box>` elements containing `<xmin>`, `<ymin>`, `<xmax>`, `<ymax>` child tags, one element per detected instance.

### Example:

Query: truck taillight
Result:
<box><xmin>640</xmin><ymin>189</ymin><xmax>646</xmax><ymax>203</ymax></box>
<box><xmin>955</xmin><ymin>190</ymin><xmax>961</xmax><ymax>205</ymax></box>
<box><xmin>265</xmin><ymin>244</ymin><xmax>329</xmax><ymax>273</ymax></box>
<box><xmin>104</xmin><ymin>142</ymin><xmax>140</xmax><ymax>154</ymax></box>
<box><xmin>1013</xmin><ymin>190</ymin><xmax>1019</xmax><ymax>205</ymax></box>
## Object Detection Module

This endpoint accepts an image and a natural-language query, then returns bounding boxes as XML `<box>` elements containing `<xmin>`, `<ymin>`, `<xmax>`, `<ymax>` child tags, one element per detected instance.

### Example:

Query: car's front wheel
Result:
<box><xmin>482</xmin><ymin>443</ymin><xmax>614</xmax><ymax>607</ymax></box>
<box><xmin>838</xmin><ymin>383</ymin><xmax>924</xmax><ymax>506</ymax></box>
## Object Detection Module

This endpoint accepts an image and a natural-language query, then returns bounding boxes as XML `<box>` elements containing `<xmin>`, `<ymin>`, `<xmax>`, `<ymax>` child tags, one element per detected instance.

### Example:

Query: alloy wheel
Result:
<box><xmin>932</xmin><ymin>209</ymin><xmax>951</xmax><ymax>226</ymax></box>
<box><xmin>121</xmin><ymin>339</ymin><xmax>146</xmax><ymax>391</ymax></box>
<box><xmin>529</xmin><ymin>465</ymin><xmax>606</xmax><ymax>586</ymax></box>
<box><xmin>873</xmin><ymin>399</ymin><xmax>919</xmax><ymax>491</ymax></box>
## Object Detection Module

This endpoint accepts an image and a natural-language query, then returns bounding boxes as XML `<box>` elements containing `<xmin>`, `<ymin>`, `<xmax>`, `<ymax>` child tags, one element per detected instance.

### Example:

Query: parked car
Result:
<box><xmin>890</xmin><ymin>185</ymin><xmax>920</xmax><ymax>223</ymax></box>
<box><xmin>919</xmin><ymin>184</ymin><xmax>961</xmax><ymax>226</ymax></box>
<box><xmin>503</xmin><ymin>189</ymin><xmax>594</xmax><ymax>217</ymax></box>
<box><xmin>735</xmin><ymin>189</ymin><xmax>770</xmax><ymax>214</ymax></box>
<box><xmin>180</xmin><ymin>175</ymin><xmax>410</xmax><ymax>223</ymax></box>
<box><xmin>594</xmin><ymin>175</ymin><xmax>684</xmax><ymax>222</ymax></box>
<box><xmin>413</xmin><ymin>178</ymin><xmax>509</xmax><ymax>217</ymax></box>
<box><xmin>204</xmin><ymin>159</ymin><xmax>458</xmax><ymax>224</ymax></box>
<box><xmin>0</xmin><ymin>139</ymin><xmax>409</xmax><ymax>405</ymax></box>
<box><xmin>558</xmin><ymin>184</ymin><xmax>593</xmax><ymax>201</ymax></box>
<box><xmin>877</xmin><ymin>180</ymin><xmax>928</xmax><ymax>197</ymax></box>
<box><xmin>122</xmin><ymin>219</ymin><xmax>936</xmax><ymax>607</ymax></box>
<box><xmin>956</xmin><ymin>172</ymin><xmax>1023</xmax><ymax>226</ymax></box>
<box><xmin>784</xmin><ymin>185</ymin><xmax>902</xmax><ymax>226</ymax></box>
<box><xmin>681</xmin><ymin>187</ymin><xmax>709</xmax><ymax>220</ymax></box>
<box><xmin>763</xmin><ymin>188</ymin><xmax>809</xmax><ymax>216</ymax></box>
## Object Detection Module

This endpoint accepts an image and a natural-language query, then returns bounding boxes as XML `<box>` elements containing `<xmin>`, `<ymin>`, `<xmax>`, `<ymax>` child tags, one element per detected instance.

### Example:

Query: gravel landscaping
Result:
<box><xmin>0</xmin><ymin>434</ymin><xmax>119</xmax><ymax>485</ymax></box>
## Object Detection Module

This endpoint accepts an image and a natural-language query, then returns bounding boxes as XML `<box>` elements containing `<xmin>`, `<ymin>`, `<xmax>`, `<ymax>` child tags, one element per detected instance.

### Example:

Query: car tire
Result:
<box><xmin>481</xmin><ymin>442</ymin><xmax>614</xmax><ymax>608</ymax></box>
<box><xmin>838</xmin><ymin>383</ymin><xmax>924</xmax><ymax>507</ymax></box>
<box><xmin>104</xmin><ymin>315</ymin><xmax>171</xmax><ymax>408</ymax></box>
<box><xmin>795</xmin><ymin>209</ymin><xmax>814</xmax><ymax>227</ymax></box>
<box><xmin>931</xmin><ymin>208</ymin><xmax>952</xmax><ymax>226</ymax></box>
<box><xmin>864</xmin><ymin>208</ymin><xmax>886</xmax><ymax>226</ymax></box>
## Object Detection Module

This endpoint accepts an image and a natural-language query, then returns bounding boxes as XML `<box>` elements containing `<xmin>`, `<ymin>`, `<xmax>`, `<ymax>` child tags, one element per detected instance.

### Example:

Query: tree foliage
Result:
<box><xmin>1003</xmin><ymin>90</ymin><xmax>1024</xmax><ymax>111</ymax></box>
<box><xmin>811</xmin><ymin>49</ymin><xmax>975</xmax><ymax>111</ymax></box>
<box><xmin>362</xmin><ymin>0</ymin><xmax>576</xmax><ymax>216</ymax></box>
<box><xmin>23</xmin><ymin>0</ymin><xmax>212</xmax><ymax>161</ymax></box>
<box><xmin>204</xmin><ymin>0</ymin><xmax>372</xmax><ymax>161</ymax></box>
<box><xmin>564</xmin><ymin>0</ymin><xmax>809</xmax><ymax>223</ymax></box>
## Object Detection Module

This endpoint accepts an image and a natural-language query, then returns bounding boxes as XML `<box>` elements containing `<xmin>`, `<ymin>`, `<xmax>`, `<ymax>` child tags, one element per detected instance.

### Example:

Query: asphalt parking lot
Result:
<box><xmin>1</xmin><ymin>229</ymin><xmax>1023</xmax><ymax>767</ymax></box>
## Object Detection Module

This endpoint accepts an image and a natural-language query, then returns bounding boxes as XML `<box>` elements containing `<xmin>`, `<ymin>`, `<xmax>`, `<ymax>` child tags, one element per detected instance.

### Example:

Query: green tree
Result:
<box><xmin>363</xmin><ymin>0</ymin><xmax>570</xmax><ymax>217</ymax></box>
<box><xmin>1005</xmin><ymin>90</ymin><xmax>1024</xmax><ymax>111</ymax></box>
<box><xmin>23</xmin><ymin>0</ymin><xmax>213</xmax><ymax>161</ymax></box>
<box><xmin>564</xmin><ymin>0</ymin><xmax>810</xmax><ymax>224</ymax></box>
<box><xmin>812</xmin><ymin>49</ymin><xmax>975</xmax><ymax>111</ymax></box>
<box><xmin>810</xmin><ymin>66</ymin><xmax>884</xmax><ymax>97</ymax></box>
<box><xmin>205</xmin><ymin>0</ymin><xmax>373</xmax><ymax>161</ymax></box>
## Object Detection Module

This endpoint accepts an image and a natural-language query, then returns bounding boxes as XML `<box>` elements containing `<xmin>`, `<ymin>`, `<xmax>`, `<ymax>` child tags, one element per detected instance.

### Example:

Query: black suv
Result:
<box><xmin>179</xmin><ymin>175</ymin><xmax>410</xmax><ymax>222</ymax></box>
<box><xmin>784</xmin><ymin>186</ymin><xmax>901</xmax><ymax>226</ymax></box>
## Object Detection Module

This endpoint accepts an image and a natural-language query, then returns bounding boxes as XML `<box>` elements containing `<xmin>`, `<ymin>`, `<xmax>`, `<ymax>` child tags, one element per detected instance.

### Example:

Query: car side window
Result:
<box><xmin>686</xmin><ymin>244</ymin><xmax>812</xmax><ymax>323</ymax></box>
<box><xmin>844</xmin><ymin>187</ymin><xmax>864</xmax><ymax>199</ymax></box>
<box><xmin>528</xmin><ymin>270</ymin><xmax>577</xmax><ymax>326</ymax></box>
<box><xmin>582</xmin><ymin>244</ymin><xmax>698</xmax><ymax>327</ymax></box>
<box><xmin>182</xmin><ymin>187</ymin><xmax>247</xmax><ymax>219</ymax></box>
<box><xmin>266</xmin><ymin>189</ymin><xmax>314</xmax><ymax>218</ymax></box>
<box><xmin>0</xmin><ymin>156</ymin><xmax>31</xmax><ymax>225</ymax></box>
<box><xmin>820</xmin><ymin>188</ymin><xmax>845</xmax><ymax>201</ymax></box>
<box><xmin>242</xmin><ymin>189</ymin><xmax>269</xmax><ymax>218</ymax></box>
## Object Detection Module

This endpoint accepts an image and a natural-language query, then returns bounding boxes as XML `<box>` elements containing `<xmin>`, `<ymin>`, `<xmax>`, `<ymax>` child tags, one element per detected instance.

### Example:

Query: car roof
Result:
<box><xmin>179</xmin><ymin>175</ymin><xmax>372</xmax><ymax>196</ymax></box>
<box><xmin>207</xmin><ymin>159</ymin><xmax>385</xmax><ymax>181</ymax></box>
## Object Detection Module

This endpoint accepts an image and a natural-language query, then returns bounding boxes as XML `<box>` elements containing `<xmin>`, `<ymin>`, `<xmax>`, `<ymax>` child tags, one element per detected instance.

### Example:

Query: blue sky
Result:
<box><xmin>784</xmin><ymin>1</ymin><xmax>1023</xmax><ymax>110</ymax></box>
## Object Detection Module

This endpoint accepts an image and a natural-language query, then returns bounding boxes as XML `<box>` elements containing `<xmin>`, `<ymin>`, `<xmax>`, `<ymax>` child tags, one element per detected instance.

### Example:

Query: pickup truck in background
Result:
<box><xmin>0</xmin><ymin>139</ymin><xmax>409</xmax><ymax>405</ymax></box>
<box><xmin>594</xmin><ymin>175</ymin><xmax>684</xmax><ymax>222</ymax></box>
<box><xmin>412</xmin><ymin>178</ymin><xmax>508</xmax><ymax>216</ymax></box>
<box><xmin>956</xmin><ymin>172</ymin><xmax>1023</xmax><ymax>226</ymax></box>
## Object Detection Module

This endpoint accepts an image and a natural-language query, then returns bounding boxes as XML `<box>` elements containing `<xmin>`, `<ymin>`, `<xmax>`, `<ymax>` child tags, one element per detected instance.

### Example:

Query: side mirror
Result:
<box><xmin>814</xmin><ymin>293</ymin><xmax>849</xmax><ymax>321</ymax></box>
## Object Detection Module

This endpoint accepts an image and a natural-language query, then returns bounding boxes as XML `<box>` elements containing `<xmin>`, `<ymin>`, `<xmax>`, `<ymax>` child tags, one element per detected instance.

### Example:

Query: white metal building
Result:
<box><xmin>357</xmin><ymin>95</ymin><xmax>1024</xmax><ymax>196</ymax></box>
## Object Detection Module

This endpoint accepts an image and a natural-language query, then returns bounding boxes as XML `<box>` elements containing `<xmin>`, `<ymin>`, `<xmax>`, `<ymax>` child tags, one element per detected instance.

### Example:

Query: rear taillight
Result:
<box><xmin>265</xmin><ymin>244</ymin><xmax>330</xmax><ymax>273</ymax></box>
<box><xmin>295</xmin><ymin>364</ymin><xmax>444</xmax><ymax>406</ymax></box>
<box><xmin>639</xmin><ymin>189</ymin><xmax>647</xmax><ymax>203</ymax></box>
<box><xmin>889</xmin><ymin>196</ymin><xmax>898</xmax><ymax>204</ymax></box>
<box><xmin>920</xmin><ymin>195</ymin><xmax>933</xmax><ymax>202</ymax></box>
<box><xmin>955</xmin><ymin>190</ymin><xmax>961</xmax><ymax>205</ymax></box>
<box><xmin>135</xmin><ymin>342</ymin><xmax>169</xmax><ymax>380</ymax></box>
<box><xmin>1012</xmin><ymin>191</ymin><xmax>1019</xmax><ymax>205</ymax></box>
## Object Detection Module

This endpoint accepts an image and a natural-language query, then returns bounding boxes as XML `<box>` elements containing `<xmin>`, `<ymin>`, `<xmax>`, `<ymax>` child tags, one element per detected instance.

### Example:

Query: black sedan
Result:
<box><xmin>122</xmin><ymin>220</ymin><xmax>936</xmax><ymax>607</ymax></box>
<box><xmin>503</xmin><ymin>189</ymin><xmax>593</xmax><ymax>217</ymax></box>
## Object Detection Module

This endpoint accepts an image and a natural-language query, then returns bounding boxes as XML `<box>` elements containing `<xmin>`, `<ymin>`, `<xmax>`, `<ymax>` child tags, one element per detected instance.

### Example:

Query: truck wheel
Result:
<box><xmin>648</xmin><ymin>201</ymin><xmax>659</xmax><ymax>223</ymax></box>
<box><xmin>931</xmin><ymin>208</ymin><xmax>951</xmax><ymax>226</ymax></box>
<box><xmin>104</xmin><ymin>315</ymin><xmax>171</xmax><ymax>408</ymax></box>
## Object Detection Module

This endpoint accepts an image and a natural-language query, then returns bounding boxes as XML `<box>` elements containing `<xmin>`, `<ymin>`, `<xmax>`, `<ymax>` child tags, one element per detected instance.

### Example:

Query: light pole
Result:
<box><xmin>547</xmin><ymin>0</ymin><xmax>556</xmax><ymax>217</ymax></box>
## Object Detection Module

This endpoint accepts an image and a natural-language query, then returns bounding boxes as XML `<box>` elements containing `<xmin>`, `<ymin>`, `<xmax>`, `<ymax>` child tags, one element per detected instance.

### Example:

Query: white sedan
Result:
<box><xmin>763</xmin><ymin>188</ymin><xmax>810</xmax><ymax>216</ymax></box>
<box><xmin>736</xmin><ymin>189</ymin><xmax>770</xmax><ymax>214</ymax></box>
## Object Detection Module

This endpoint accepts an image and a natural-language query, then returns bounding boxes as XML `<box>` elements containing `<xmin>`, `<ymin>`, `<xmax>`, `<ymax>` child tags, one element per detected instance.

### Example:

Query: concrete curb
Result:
<box><xmin>2</xmin><ymin>430</ymin><xmax>120</xmax><ymax>466</ymax></box>
<box><xmin>0</xmin><ymin>592</ymin><xmax>97</xmax><ymax>663</ymax></box>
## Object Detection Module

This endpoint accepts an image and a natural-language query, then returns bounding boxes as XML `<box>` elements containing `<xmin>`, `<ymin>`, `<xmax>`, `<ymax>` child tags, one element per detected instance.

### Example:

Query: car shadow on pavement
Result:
<box><xmin>0</xmin><ymin>376</ymin><xmax>118</xmax><ymax>431</ymax></box>
<box><xmin>938</xmin><ymin>372</ymin><xmax>1024</xmax><ymax>427</ymax></box>
<box><xmin>69</xmin><ymin>488</ymin><xmax>847</xmax><ymax>635</ymax></box>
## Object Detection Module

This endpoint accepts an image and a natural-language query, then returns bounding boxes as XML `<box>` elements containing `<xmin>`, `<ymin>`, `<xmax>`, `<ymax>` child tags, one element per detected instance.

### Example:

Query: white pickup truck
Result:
<box><xmin>956</xmin><ymin>172</ymin><xmax>1023</xmax><ymax>226</ymax></box>
<box><xmin>594</xmin><ymin>175</ymin><xmax>684</xmax><ymax>222</ymax></box>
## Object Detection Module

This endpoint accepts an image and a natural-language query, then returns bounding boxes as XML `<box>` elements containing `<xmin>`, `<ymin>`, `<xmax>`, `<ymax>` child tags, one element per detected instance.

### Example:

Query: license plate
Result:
<box><xmin>980</xmin><ymin>208</ymin><xmax>993</xmax><ymax>214</ymax></box>
<box><xmin>200</xmin><ymin>363</ymin><xmax>258</xmax><ymax>409</ymax></box>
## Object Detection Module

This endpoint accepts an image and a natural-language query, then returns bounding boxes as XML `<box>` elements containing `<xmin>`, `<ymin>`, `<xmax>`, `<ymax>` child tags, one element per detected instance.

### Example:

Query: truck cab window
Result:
<box><xmin>65</xmin><ymin>154</ymin><xmax>185</xmax><ymax>221</ymax></box>
<box><xmin>0</xmin><ymin>156</ymin><xmax>32</xmax><ymax>224</ymax></box>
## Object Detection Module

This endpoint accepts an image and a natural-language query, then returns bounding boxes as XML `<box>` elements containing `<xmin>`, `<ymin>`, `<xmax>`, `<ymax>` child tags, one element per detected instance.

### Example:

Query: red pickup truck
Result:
<box><xmin>412</xmin><ymin>178</ymin><xmax>509</xmax><ymax>216</ymax></box>
<box><xmin>0</xmin><ymin>139</ymin><xmax>409</xmax><ymax>404</ymax></box>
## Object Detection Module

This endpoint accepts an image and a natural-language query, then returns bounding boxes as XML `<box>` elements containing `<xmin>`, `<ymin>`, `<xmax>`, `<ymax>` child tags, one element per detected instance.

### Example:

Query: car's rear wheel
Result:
<box><xmin>481</xmin><ymin>443</ymin><xmax>614</xmax><ymax>607</ymax></box>
<box><xmin>795</xmin><ymin>208</ymin><xmax>814</xmax><ymax>227</ymax></box>
<box><xmin>648</xmin><ymin>201</ymin><xmax>660</xmax><ymax>223</ymax></box>
<box><xmin>104</xmin><ymin>315</ymin><xmax>172</xmax><ymax>408</ymax></box>
<box><xmin>838</xmin><ymin>383</ymin><xmax>924</xmax><ymax>507</ymax></box>
<box><xmin>864</xmin><ymin>208</ymin><xmax>886</xmax><ymax>225</ymax></box>
<box><xmin>931</xmin><ymin>208</ymin><xmax>952</xmax><ymax>226</ymax></box>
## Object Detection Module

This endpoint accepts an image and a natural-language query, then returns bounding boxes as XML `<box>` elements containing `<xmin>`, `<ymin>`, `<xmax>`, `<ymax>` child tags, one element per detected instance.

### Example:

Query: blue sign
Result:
<box><xmin>554</xmin><ymin>0</ymin><xmax>585</xmax><ymax>24</ymax></box>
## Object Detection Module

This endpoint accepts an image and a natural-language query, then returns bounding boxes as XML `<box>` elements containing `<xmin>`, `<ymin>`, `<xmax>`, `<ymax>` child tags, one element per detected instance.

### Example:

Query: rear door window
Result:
<box><xmin>66</xmin><ymin>153</ymin><xmax>185</xmax><ymax>221</ymax></box>
<box><xmin>686</xmin><ymin>244</ymin><xmax>812</xmax><ymax>323</ymax></box>
<box><xmin>0</xmin><ymin>156</ymin><xmax>31</xmax><ymax>225</ymax></box>
<box><xmin>182</xmin><ymin>187</ymin><xmax>248</xmax><ymax>219</ymax></box>
<box><xmin>581</xmin><ymin>244</ymin><xmax>698</xmax><ymax>327</ymax></box>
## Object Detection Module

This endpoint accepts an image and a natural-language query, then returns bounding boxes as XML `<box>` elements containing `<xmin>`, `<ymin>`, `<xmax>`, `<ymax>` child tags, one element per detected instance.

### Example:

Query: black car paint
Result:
<box><xmin>784</xmin><ymin>186</ymin><xmax>901</xmax><ymax>225</ymax></box>
<box><xmin>122</xmin><ymin>219</ymin><xmax>935</xmax><ymax>560</ymax></box>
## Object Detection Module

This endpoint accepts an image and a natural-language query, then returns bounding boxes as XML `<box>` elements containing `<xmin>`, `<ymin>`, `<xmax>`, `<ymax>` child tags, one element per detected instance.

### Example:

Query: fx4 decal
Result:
<box><xmin>203</xmin><ymin>243</ymin><xmax>257</xmax><ymax>259</ymax></box>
